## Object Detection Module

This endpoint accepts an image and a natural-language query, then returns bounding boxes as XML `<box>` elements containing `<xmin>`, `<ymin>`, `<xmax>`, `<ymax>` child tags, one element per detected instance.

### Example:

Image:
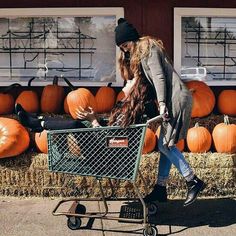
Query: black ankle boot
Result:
<box><xmin>18</xmin><ymin>111</ymin><xmax>44</xmax><ymax>132</ymax></box>
<box><xmin>183</xmin><ymin>176</ymin><xmax>206</xmax><ymax>207</ymax></box>
<box><xmin>144</xmin><ymin>184</ymin><xmax>167</xmax><ymax>203</ymax></box>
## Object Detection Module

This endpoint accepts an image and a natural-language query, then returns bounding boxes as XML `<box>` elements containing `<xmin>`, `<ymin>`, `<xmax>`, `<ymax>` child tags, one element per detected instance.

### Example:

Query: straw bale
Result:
<box><xmin>0</xmin><ymin>151</ymin><xmax>235</xmax><ymax>198</ymax></box>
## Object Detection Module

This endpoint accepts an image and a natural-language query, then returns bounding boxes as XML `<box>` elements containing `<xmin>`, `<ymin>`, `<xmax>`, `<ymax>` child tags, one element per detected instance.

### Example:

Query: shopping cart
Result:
<box><xmin>47</xmin><ymin>115</ymin><xmax>163</xmax><ymax>236</ymax></box>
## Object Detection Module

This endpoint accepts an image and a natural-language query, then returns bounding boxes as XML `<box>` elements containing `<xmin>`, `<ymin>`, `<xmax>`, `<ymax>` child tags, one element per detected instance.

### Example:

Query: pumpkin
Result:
<box><xmin>116</xmin><ymin>91</ymin><xmax>125</xmax><ymax>103</ymax></box>
<box><xmin>0</xmin><ymin>117</ymin><xmax>30</xmax><ymax>158</ymax></box>
<box><xmin>95</xmin><ymin>83</ymin><xmax>116</xmax><ymax>113</ymax></box>
<box><xmin>63</xmin><ymin>77</ymin><xmax>76</xmax><ymax>114</ymax></box>
<box><xmin>67</xmin><ymin>88</ymin><xmax>97</xmax><ymax>119</ymax></box>
<box><xmin>176</xmin><ymin>139</ymin><xmax>185</xmax><ymax>152</ymax></box>
<box><xmin>156</xmin><ymin>126</ymin><xmax>185</xmax><ymax>151</ymax></box>
<box><xmin>64</xmin><ymin>96</ymin><xmax>70</xmax><ymax>114</ymax></box>
<box><xmin>217</xmin><ymin>90</ymin><xmax>236</xmax><ymax>116</ymax></box>
<box><xmin>40</xmin><ymin>76</ymin><xmax>65</xmax><ymax>113</ymax></box>
<box><xmin>15</xmin><ymin>77</ymin><xmax>39</xmax><ymax>113</ymax></box>
<box><xmin>212</xmin><ymin>115</ymin><xmax>236</xmax><ymax>153</ymax></box>
<box><xmin>185</xmin><ymin>81</ymin><xmax>215</xmax><ymax>118</ymax></box>
<box><xmin>142</xmin><ymin>128</ymin><xmax>157</xmax><ymax>154</ymax></box>
<box><xmin>186</xmin><ymin>123</ymin><xmax>212</xmax><ymax>153</ymax></box>
<box><xmin>0</xmin><ymin>93</ymin><xmax>14</xmax><ymax>115</ymax></box>
<box><xmin>34</xmin><ymin>130</ymin><xmax>48</xmax><ymax>154</ymax></box>
<box><xmin>0</xmin><ymin>83</ymin><xmax>20</xmax><ymax>115</ymax></box>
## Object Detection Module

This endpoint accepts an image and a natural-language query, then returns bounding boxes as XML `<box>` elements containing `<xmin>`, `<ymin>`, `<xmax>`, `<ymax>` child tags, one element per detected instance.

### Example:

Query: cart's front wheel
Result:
<box><xmin>143</xmin><ymin>225</ymin><xmax>158</xmax><ymax>236</ymax></box>
<box><xmin>67</xmin><ymin>216</ymin><xmax>82</xmax><ymax>230</ymax></box>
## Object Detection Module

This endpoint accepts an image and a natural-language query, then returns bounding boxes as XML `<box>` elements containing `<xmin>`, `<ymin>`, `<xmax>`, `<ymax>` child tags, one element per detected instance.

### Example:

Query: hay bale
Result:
<box><xmin>0</xmin><ymin>151</ymin><xmax>235</xmax><ymax>198</ymax></box>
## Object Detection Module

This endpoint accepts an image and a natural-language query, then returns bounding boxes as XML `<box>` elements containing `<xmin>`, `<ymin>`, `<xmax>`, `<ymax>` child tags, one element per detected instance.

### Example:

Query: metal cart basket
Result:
<box><xmin>47</xmin><ymin>115</ymin><xmax>162</xmax><ymax>236</ymax></box>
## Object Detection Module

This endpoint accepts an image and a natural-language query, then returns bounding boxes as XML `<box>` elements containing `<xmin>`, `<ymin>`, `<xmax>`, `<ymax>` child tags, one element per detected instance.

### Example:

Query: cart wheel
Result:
<box><xmin>148</xmin><ymin>202</ymin><xmax>158</xmax><ymax>215</ymax></box>
<box><xmin>75</xmin><ymin>203</ymin><xmax>86</xmax><ymax>215</ymax></box>
<box><xmin>143</xmin><ymin>225</ymin><xmax>158</xmax><ymax>236</ymax></box>
<box><xmin>67</xmin><ymin>216</ymin><xmax>82</xmax><ymax>230</ymax></box>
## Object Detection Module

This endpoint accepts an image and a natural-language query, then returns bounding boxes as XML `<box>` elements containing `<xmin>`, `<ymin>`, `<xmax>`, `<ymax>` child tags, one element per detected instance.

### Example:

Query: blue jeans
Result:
<box><xmin>157</xmin><ymin>133</ymin><xmax>193</xmax><ymax>183</ymax></box>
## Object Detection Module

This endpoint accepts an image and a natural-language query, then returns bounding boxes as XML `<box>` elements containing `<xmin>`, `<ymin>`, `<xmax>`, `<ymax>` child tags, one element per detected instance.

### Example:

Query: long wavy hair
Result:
<box><xmin>108</xmin><ymin>36</ymin><xmax>164</xmax><ymax>127</ymax></box>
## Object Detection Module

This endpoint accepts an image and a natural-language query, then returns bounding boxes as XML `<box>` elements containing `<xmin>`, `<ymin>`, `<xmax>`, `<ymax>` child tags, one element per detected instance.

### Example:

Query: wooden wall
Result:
<box><xmin>1</xmin><ymin>0</ymin><xmax>236</xmax><ymax>92</ymax></box>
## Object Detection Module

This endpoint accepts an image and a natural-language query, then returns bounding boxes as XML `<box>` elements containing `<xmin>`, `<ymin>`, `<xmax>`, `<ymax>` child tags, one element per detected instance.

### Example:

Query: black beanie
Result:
<box><xmin>115</xmin><ymin>18</ymin><xmax>140</xmax><ymax>46</ymax></box>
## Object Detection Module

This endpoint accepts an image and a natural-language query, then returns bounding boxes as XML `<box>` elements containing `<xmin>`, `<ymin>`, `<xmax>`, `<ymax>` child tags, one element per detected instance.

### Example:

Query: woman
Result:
<box><xmin>114</xmin><ymin>18</ymin><xmax>206</xmax><ymax>207</ymax></box>
<box><xmin>15</xmin><ymin>70</ymin><xmax>156</xmax><ymax>131</ymax></box>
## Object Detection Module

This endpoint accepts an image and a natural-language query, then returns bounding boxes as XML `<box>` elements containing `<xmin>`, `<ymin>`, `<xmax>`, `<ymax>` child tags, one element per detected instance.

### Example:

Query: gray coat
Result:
<box><xmin>141</xmin><ymin>45</ymin><xmax>192</xmax><ymax>147</ymax></box>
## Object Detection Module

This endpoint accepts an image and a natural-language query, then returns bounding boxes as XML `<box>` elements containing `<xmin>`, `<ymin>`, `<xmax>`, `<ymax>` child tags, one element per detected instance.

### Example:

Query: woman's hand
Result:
<box><xmin>75</xmin><ymin>106</ymin><xmax>100</xmax><ymax>127</ymax></box>
<box><xmin>159</xmin><ymin>102</ymin><xmax>170</xmax><ymax>121</ymax></box>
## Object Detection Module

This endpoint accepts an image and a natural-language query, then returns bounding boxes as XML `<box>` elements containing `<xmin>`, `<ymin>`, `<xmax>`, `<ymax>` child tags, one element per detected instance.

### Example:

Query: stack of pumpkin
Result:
<box><xmin>0</xmin><ymin>78</ymin><xmax>236</xmax><ymax>159</ymax></box>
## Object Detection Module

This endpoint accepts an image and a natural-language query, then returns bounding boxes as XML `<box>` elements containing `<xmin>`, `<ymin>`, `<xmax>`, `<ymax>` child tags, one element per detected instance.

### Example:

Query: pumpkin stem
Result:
<box><xmin>28</xmin><ymin>77</ymin><xmax>36</xmax><ymax>87</ymax></box>
<box><xmin>194</xmin><ymin>122</ymin><xmax>200</xmax><ymax>128</ymax></box>
<box><xmin>2</xmin><ymin>83</ymin><xmax>21</xmax><ymax>93</ymax></box>
<box><xmin>53</xmin><ymin>76</ymin><xmax>59</xmax><ymax>85</ymax></box>
<box><xmin>189</xmin><ymin>88</ymin><xmax>195</xmax><ymax>93</ymax></box>
<box><xmin>63</xmin><ymin>77</ymin><xmax>75</xmax><ymax>91</ymax></box>
<box><xmin>224</xmin><ymin>115</ymin><xmax>230</xmax><ymax>125</ymax></box>
<box><xmin>107</xmin><ymin>82</ymin><xmax>112</xmax><ymax>87</ymax></box>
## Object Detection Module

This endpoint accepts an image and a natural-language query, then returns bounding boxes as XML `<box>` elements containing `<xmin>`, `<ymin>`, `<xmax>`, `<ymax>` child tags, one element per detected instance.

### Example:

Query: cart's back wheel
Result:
<box><xmin>143</xmin><ymin>225</ymin><xmax>158</xmax><ymax>236</ymax></box>
<box><xmin>148</xmin><ymin>202</ymin><xmax>158</xmax><ymax>215</ymax></box>
<box><xmin>75</xmin><ymin>203</ymin><xmax>86</xmax><ymax>215</ymax></box>
<box><xmin>67</xmin><ymin>216</ymin><xmax>82</xmax><ymax>230</ymax></box>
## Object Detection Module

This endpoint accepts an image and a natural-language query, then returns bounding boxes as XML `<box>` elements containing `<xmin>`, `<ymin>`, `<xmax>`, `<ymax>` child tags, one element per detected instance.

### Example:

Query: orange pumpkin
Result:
<box><xmin>212</xmin><ymin>115</ymin><xmax>236</xmax><ymax>153</ymax></box>
<box><xmin>217</xmin><ymin>90</ymin><xmax>236</xmax><ymax>116</ymax></box>
<box><xmin>156</xmin><ymin>126</ymin><xmax>185</xmax><ymax>151</ymax></box>
<box><xmin>34</xmin><ymin>130</ymin><xmax>48</xmax><ymax>154</ymax></box>
<box><xmin>142</xmin><ymin>128</ymin><xmax>157</xmax><ymax>154</ymax></box>
<box><xmin>95</xmin><ymin>83</ymin><xmax>116</xmax><ymax>113</ymax></box>
<box><xmin>185</xmin><ymin>81</ymin><xmax>215</xmax><ymax>118</ymax></box>
<box><xmin>116</xmin><ymin>91</ymin><xmax>125</xmax><ymax>103</ymax></box>
<box><xmin>63</xmin><ymin>77</ymin><xmax>76</xmax><ymax>114</ymax></box>
<box><xmin>176</xmin><ymin>139</ymin><xmax>185</xmax><ymax>152</ymax></box>
<box><xmin>64</xmin><ymin>95</ymin><xmax>70</xmax><ymax>114</ymax></box>
<box><xmin>40</xmin><ymin>76</ymin><xmax>65</xmax><ymax>113</ymax></box>
<box><xmin>67</xmin><ymin>88</ymin><xmax>97</xmax><ymax>119</ymax></box>
<box><xmin>15</xmin><ymin>77</ymin><xmax>39</xmax><ymax>113</ymax></box>
<box><xmin>0</xmin><ymin>83</ymin><xmax>20</xmax><ymax>115</ymax></box>
<box><xmin>187</xmin><ymin>123</ymin><xmax>212</xmax><ymax>153</ymax></box>
<box><xmin>0</xmin><ymin>93</ymin><xmax>14</xmax><ymax>115</ymax></box>
<box><xmin>0</xmin><ymin>117</ymin><xmax>30</xmax><ymax>158</ymax></box>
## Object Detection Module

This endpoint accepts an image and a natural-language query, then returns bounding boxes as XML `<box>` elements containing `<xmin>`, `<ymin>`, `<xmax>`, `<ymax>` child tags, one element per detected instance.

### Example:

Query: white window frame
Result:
<box><xmin>0</xmin><ymin>7</ymin><xmax>124</xmax><ymax>86</ymax></box>
<box><xmin>174</xmin><ymin>7</ymin><xmax>236</xmax><ymax>86</ymax></box>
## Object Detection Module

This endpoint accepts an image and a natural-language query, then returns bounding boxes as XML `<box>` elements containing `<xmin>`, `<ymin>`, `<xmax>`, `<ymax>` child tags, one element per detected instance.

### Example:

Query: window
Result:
<box><xmin>174</xmin><ymin>8</ymin><xmax>236</xmax><ymax>86</ymax></box>
<box><xmin>0</xmin><ymin>8</ymin><xmax>124</xmax><ymax>86</ymax></box>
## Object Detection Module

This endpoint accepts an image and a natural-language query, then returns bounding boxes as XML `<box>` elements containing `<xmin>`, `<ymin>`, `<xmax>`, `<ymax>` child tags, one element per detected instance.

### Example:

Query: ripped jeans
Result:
<box><xmin>157</xmin><ymin>133</ymin><xmax>194</xmax><ymax>185</ymax></box>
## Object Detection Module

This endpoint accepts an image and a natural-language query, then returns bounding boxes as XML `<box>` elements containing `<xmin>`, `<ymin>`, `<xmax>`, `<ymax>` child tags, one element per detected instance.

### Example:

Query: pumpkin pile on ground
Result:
<box><xmin>0</xmin><ymin>117</ymin><xmax>30</xmax><ymax>158</ymax></box>
<box><xmin>40</xmin><ymin>76</ymin><xmax>65</xmax><ymax>114</ymax></box>
<box><xmin>142</xmin><ymin>128</ymin><xmax>156</xmax><ymax>154</ymax></box>
<box><xmin>217</xmin><ymin>90</ymin><xmax>236</xmax><ymax>116</ymax></box>
<box><xmin>185</xmin><ymin>80</ymin><xmax>215</xmax><ymax>118</ymax></box>
<box><xmin>187</xmin><ymin>123</ymin><xmax>212</xmax><ymax>153</ymax></box>
<box><xmin>212</xmin><ymin>115</ymin><xmax>236</xmax><ymax>153</ymax></box>
<box><xmin>66</xmin><ymin>88</ymin><xmax>97</xmax><ymax>119</ymax></box>
<box><xmin>15</xmin><ymin>77</ymin><xmax>39</xmax><ymax>113</ymax></box>
<box><xmin>95</xmin><ymin>83</ymin><xmax>116</xmax><ymax>113</ymax></box>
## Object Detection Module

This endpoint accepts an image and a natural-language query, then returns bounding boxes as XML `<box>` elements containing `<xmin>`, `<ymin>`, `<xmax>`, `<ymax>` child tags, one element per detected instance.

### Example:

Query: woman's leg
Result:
<box><xmin>157</xmin><ymin>152</ymin><xmax>172</xmax><ymax>186</ymax></box>
<box><xmin>144</xmin><ymin>152</ymin><xmax>171</xmax><ymax>203</ymax></box>
<box><xmin>158</xmin><ymin>133</ymin><xmax>206</xmax><ymax>206</ymax></box>
<box><xmin>16</xmin><ymin>103</ymin><xmax>86</xmax><ymax>131</ymax></box>
<box><xmin>43</xmin><ymin>117</ymin><xmax>86</xmax><ymax>130</ymax></box>
<box><xmin>158</xmin><ymin>133</ymin><xmax>194</xmax><ymax>180</ymax></box>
